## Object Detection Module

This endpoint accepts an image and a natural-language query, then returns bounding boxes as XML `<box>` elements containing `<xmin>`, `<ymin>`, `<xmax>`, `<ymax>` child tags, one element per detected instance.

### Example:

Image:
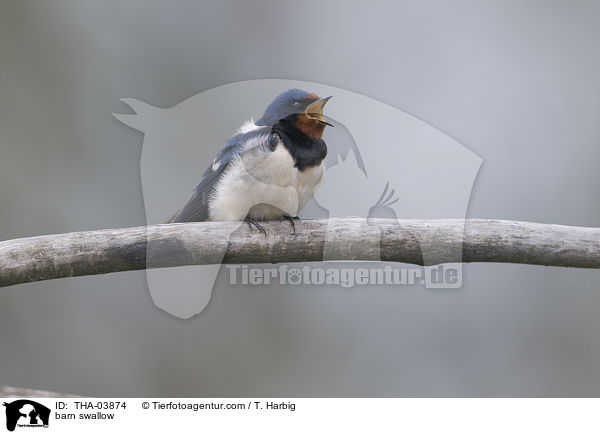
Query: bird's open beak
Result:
<box><xmin>306</xmin><ymin>96</ymin><xmax>333</xmax><ymax>126</ymax></box>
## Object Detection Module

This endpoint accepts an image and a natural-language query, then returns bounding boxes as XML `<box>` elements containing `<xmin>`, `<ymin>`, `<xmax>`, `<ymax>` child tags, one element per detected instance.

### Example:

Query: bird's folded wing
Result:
<box><xmin>167</xmin><ymin>126</ymin><xmax>272</xmax><ymax>222</ymax></box>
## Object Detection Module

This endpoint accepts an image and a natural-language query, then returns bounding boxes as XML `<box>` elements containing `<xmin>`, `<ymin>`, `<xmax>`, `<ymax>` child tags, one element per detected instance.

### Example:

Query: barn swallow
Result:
<box><xmin>167</xmin><ymin>89</ymin><xmax>333</xmax><ymax>234</ymax></box>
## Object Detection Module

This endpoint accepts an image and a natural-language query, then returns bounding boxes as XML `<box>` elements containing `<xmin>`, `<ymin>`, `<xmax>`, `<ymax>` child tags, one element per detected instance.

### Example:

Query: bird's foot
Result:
<box><xmin>281</xmin><ymin>215</ymin><xmax>301</xmax><ymax>234</ymax></box>
<box><xmin>245</xmin><ymin>217</ymin><xmax>267</xmax><ymax>237</ymax></box>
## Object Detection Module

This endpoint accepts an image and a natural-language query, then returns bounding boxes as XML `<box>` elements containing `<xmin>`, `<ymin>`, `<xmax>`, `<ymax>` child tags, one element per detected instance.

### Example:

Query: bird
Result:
<box><xmin>166</xmin><ymin>89</ymin><xmax>333</xmax><ymax>235</ymax></box>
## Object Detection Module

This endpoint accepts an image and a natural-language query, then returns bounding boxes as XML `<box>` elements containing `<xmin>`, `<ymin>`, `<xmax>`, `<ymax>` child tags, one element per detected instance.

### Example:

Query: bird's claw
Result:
<box><xmin>245</xmin><ymin>217</ymin><xmax>267</xmax><ymax>237</ymax></box>
<box><xmin>281</xmin><ymin>215</ymin><xmax>301</xmax><ymax>234</ymax></box>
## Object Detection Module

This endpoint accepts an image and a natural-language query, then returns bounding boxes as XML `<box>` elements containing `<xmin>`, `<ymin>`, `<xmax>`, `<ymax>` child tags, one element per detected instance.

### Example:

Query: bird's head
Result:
<box><xmin>257</xmin><ymin>88</ymin><xmax>332</xmax><ymax>138</ymax></box>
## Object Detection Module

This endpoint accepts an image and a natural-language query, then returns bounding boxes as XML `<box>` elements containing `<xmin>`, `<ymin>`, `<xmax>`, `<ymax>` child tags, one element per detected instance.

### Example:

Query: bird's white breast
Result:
<box><xmin>209</xmin><ymin>141</ymin><xmax>324</xmax><ymax>221</ymax></box>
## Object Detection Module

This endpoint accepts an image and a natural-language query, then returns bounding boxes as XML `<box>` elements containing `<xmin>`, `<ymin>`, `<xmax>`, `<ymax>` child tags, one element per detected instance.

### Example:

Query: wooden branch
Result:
<box><xmin>0</xmin><ymin>385</ymin><xmax>79</xmax><ymax>398</ymax></box>
<box><xmin>1</xmin><ymin>218</ymin><xmax>599</xmax><ymax>288</ymax></box>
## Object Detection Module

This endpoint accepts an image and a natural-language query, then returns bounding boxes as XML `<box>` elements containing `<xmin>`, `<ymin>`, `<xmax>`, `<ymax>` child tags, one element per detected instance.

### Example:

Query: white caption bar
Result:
<box><xmin>2</xmin><ymin>398</ymin><xmax>598</xmax><ymax>433</ymax></box>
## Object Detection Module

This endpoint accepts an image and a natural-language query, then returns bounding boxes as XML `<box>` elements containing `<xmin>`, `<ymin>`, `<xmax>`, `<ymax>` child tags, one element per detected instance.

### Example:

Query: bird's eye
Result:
<box><xmin>292</xmin><ymin>102</ymin><xmax>299</xmax><ymax>107</ymax></box>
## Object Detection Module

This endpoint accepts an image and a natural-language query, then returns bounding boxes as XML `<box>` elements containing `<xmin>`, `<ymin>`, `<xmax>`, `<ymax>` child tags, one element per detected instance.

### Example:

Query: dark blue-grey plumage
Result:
<box><xmin>167</xmin><ymin>126</ymin><xmax>274</xmax><ymax>222</ymax></box>
<box><xmin>255</xmin><ymin>88</ymin><xmax>316</xmax><ymax>126</ymax></box>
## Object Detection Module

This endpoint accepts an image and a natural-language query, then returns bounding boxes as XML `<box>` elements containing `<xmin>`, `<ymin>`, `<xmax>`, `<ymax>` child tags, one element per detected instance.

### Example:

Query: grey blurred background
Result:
<box><xmin>1</xmin><ymin>0</ymin><xmax>599</xmax><ymax>396</ymax></box>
